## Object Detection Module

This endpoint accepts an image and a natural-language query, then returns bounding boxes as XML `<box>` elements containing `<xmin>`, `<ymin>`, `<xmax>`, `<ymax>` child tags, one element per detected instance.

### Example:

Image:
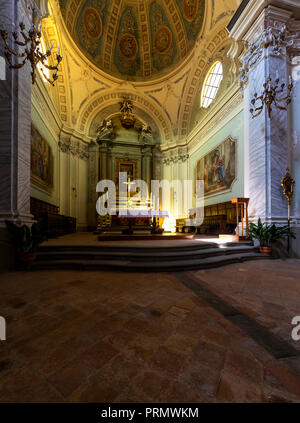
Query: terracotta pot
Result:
<box><xmin>19</xmin><ymin>253</ymin><xmax>37</xmax><ymax>264</ymax></box>
<box><xmin>259</xmin><ymin>246</ymin><xmax>273</xmax><ymax>254</ymax></box>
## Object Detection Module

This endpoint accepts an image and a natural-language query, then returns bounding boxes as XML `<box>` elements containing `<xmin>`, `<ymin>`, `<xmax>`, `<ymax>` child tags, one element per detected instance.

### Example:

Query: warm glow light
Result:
<box><xmin>38</xmin><ymin>37</ymin><xmax>50</xmax><ymax>82</ymax></box>
<box><xmin>162</xmin><ymin>217</ymin><xmax>176</xmax><ymax>233</ymax></box>
<box><xmin>195</xmin><ymin>237</ymin><xmax>230</xmax><ymax>245</ymax></box>
<box><xmin>201</xmin><ymin>61</ymin><xmax>223</xmax><ymax>108</ymax></box>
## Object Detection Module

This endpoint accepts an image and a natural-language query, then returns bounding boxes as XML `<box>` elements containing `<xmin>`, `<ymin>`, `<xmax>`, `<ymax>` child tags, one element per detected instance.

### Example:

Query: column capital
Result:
<box><xmin>229</xmin><ymin>1</ymin><xmax>299</xmax><ymax>42</ymax></box>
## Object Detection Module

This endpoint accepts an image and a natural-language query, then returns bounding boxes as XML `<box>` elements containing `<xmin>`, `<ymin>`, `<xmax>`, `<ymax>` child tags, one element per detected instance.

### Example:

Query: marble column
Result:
<box><xmin>87</xmin><ymin>141</ymin><xmax>99</xmax><ymax>230</ymax></box>
<box><xmin>98</xmin><ymin>141</ymin><xmax>108</xmax><ymax>181</ymax></box>
<box><xmin>142</xmin><ymin>146</ymin><xmax>152</xmax><ymax>199</ymax></box>
<box><xmin>0</xmin><ymin>0</ymin><xmax>36</xmax><ymax>227</ymax></box>
<box><xmin>230</xmin><ymin>3</ymin><xmax>297</xmax><ymax>223</ymax></box>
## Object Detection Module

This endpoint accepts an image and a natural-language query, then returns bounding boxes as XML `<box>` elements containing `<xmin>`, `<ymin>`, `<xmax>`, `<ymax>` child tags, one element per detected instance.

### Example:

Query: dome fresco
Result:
<box><xmin>58</xmin><ymin>0</ymin><xmax>206</xmax><ymax>80</ymax></box>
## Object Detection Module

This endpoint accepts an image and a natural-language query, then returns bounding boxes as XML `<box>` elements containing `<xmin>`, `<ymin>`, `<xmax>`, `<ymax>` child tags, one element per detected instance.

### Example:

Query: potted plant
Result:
<box><xmin>5</xmin><ymin>218</ymin><xmax>47</xmax><ymax>264</ymax></box>
<box><xmin>247</xmin><ymin>218</ymin><xmax>296</xmax><ymax>254</ymax></box>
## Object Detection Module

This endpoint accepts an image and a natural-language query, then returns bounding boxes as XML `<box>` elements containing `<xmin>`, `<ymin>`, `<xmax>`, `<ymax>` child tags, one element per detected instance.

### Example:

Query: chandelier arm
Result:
<box><xmin>255</xmin><ymin>97</ymin><xmax>264</xmax><ymax>110</ymax></box>
<box><xmin>12</xmin><ymin>32</ymin><xmax>28</xmax><ymax>46</ymax></box>
<box><xmin>43</xmin><ymin>63</ymin><xmax>59</xmax><ymax>71</ymax></box>
<box><xmin>4</xmin><ymin>44</ymin><xmax>26</xmax><ymax>58</ymax></box>
<box><xmin>9</xmin><ymin>60</ymin><xmax>27</xmax><ymax>69</ymax></box>
<box><xmin>254</xmin><ymin>105</ymin><xmax>263</xmax><ymax>113</ymax></box>
<box><xmin>275</xmin><ymin>88</ymin><xmax>285</xmax><ymax>97</ymax></box>
<box><xmin>276</xmin><ymin>96</ymin><xmax>290</xmax><ymax>103</ymax></box>
<box><xmin>39</xmin><ymin>67</ymin><xmax>55</xmax><ymax>86</ymax></box>
<box><xmin>1</xmin><ymin>18</ymin><xmax>62</xmax><ymax>86</ymax></box>
<box><xmin>275</xmin><ymin>104</ymin><xmax>288</xmax><ymax>111</ymax></box>
<box><xmin>20</xmin><ymin>31</ymin><xmax>30</xmax><ymax>43</ymax></box>
<box><xmin>13</xmin><ymin>40</ymin><xmax>27</xmax><ymax>47</ymax></box>
<box><xmin>36</xmin><ymin>50</ymin><xmax>46</xmax><ymax>62</ymax></box>
<box><xmin>251</xmin><ymin>109</ymin><xmax>263</xmax><ymax>118</ymax></box>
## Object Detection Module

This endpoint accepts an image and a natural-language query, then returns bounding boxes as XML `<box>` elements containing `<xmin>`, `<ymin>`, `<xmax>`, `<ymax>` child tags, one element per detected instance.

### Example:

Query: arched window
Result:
<box><xmin>201</xmin><ymin>61</ymin><xmax>223</xmax><ymax>108</ymax></box>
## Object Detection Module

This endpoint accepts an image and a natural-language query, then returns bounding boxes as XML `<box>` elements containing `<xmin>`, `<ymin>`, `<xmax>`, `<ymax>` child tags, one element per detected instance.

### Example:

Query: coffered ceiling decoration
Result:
<box><xmin>58</xmin><ymin>0</ymin><xmax>206</xmax><ymax>80</ymax></box>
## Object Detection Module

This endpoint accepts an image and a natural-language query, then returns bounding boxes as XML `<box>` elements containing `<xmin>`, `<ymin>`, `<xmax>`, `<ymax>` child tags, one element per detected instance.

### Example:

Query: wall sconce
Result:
<box><xmin>250</xmin><ymin>75</ymin><xmax>293</xmax><ymax>119</ymax></box>
<box><xmin>0</xmin><ymin>7</ymin><xmax>62</xmax><ymax>85</ymax></box>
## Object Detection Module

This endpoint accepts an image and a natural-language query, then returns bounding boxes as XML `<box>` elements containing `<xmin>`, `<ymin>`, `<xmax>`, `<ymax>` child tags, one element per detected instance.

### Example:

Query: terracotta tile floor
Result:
<box><xmin>0</xmin><ymin>260</ymin><xmax>300</xmax><ymax>403</ymax></box>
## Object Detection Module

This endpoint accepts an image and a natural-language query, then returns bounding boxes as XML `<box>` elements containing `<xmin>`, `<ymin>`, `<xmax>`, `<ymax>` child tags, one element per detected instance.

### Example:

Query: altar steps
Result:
<box><xmin>30</xmin><ymin>242</ymin><xmax>272</xmax><ymax>272</ymax></box>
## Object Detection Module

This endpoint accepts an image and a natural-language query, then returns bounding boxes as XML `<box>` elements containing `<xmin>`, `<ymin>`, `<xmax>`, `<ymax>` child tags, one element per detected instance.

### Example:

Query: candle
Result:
<box><xmin>38</xmin><ymin>23</ymin><xmax>42</xmax><ymax>33</ymax></box>
<box><xmin>289</xmin><ymin>75</ymin><xmax>292</xmax><ymax>85</ymax></box>
<box><xmin>58</xmin><ymin>45</ymin><xmax>60</xmax><ymax>56</ymax></box>
<box><xmin>49</xmin><ymin>42</ymin><xmax>54</xmax><ymax>52</ymax></box>
<box><xmin>276</xmin><ymin>70</ymin><xmax>279</xmax><ymax>80</ymax></box>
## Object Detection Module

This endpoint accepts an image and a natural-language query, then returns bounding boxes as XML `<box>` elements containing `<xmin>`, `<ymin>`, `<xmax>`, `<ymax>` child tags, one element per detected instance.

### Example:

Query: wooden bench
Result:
<box><xmin>30</xmin><ymin>198</ymin><xmax>77</xmax><ymax>238</ymax></box>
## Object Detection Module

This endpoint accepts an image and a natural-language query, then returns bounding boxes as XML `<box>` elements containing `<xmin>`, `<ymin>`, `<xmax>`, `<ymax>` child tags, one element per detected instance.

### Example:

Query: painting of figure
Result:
<box><xmin>31</xmin><ymin>125</ymin><xmax>53</xmax><ymax>192</ymax></box>
<box><xmin>115</xmin><ymin>159</ymin><xmax>138</xmax><ymax>192</ymax></box>
<box><xmin>196</xmin><ymin>137</ymin><xmax>236</xmax><ymax>196</ymax></box>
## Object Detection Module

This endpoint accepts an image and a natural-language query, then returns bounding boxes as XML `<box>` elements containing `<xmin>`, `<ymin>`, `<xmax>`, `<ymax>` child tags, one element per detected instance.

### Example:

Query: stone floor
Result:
<box><xmin>0</xmin><ymin>259</ymin><xmax>300</xmax><ymax>403</ymax></box>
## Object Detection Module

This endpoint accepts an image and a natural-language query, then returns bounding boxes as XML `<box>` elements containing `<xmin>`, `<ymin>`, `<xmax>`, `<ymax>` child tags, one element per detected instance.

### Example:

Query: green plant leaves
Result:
<box><xmin>246</xmin><ymin>218</ymin><xmax>296</xmax><ymax>246</ymax></box>
<box><xmin>5</xmin><ymin>218</ymin><xmax>48</xmax><ymax>253</ymax></box>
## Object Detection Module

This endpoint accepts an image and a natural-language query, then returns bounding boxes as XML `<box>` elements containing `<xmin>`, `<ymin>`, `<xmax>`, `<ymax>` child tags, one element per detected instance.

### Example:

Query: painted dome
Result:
<box><xmin>58</xmin><ymin>0</ymin><xmax>205</xmax><ymax>80</ymax></box>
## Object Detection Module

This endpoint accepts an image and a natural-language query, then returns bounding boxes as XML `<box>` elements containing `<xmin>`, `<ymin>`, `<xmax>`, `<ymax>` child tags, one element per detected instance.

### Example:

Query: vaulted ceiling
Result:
<box><xmin>58</xmin><ymin>0</ymin><xmax>206</xmax><ymax>80</ymax></box>
<box><xmin>41</xmin><ymin>0</ymin><xmax>241</xmax><ymax>146</ymax></box>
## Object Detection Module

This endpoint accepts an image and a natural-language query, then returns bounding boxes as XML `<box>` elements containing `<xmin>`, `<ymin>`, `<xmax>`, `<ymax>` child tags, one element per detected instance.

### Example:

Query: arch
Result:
<box><xmin>178</xmin><ymin>24</ymin><xmax>230</xmax><ymax>137</ymax></box>
<box><xmin>89</xmin><ymin>105</ymin><xmax>160</xmax><ymax>142</ymax></box>
<box><xmin>77</xmin><ymin>89</ymin><xmax>173</xmax><ymax>144</ymax></box>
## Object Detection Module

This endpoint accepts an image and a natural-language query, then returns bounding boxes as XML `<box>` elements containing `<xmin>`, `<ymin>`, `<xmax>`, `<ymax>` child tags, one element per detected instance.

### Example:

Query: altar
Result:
<box><xmin>97</xmin><ymin>209</ymin><xmax>169</xmax><ymax>235</ymax></box>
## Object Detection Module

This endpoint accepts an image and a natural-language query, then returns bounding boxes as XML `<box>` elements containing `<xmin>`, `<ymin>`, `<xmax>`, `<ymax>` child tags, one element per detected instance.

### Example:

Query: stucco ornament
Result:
<box><xmin>239</xmin><ymin>24</ymin><xmax>294</xmax><ymax>87</ymax></box>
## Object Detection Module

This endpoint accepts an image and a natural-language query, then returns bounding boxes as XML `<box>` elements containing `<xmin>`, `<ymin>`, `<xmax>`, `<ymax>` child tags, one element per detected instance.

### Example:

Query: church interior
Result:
<box><xmin>0</xmin><ymin>0</ymin><xmax>300</xmax><ymax>404</ymax></box>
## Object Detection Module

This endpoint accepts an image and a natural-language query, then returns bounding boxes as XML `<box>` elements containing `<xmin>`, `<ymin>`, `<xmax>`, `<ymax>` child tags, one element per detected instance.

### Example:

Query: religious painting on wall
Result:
<box><xmin>31</xmin><ymin>125</ymin><xmax>54</xmax><ymax>193</ymax></box>
<box><xmin>115</xmin><ymin>158</ymin><xmax>138</xmax><ymax>192</ymax></box>
<box><xmin>195</xmin><ymin>137</ymin><xmax>237</xmax><ymax>196</ymax></box>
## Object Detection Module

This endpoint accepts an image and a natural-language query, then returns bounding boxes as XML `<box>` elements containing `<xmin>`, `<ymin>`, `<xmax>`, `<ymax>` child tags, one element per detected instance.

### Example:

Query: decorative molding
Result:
<box><xmin>239</xmin><ymin>24</ymin><xmax>294</xmax><ymax>87</ymax></box>
<box><xmin>58</xmin><ymin>138</ymin><xmax>89</xmax><ymax>160</ymax></box>
<box><xmin>163</xmin><ymin>153</ymin><xmax>189</xmax><ymax>166</ymax></box>
<box><xmin>58</xmin><ymin>140</ymin><xmax>69</xmax><ymax>153</ymax></box>
<box><xmin>78</xmin><ymin>90</ymin><xmax>173</xmax><ymax>143</ymax></box>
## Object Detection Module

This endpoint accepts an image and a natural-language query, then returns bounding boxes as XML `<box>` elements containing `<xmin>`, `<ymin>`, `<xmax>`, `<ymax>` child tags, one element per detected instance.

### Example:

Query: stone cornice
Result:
<box><xmin>162</xmin><ymin>153</ymin><xmax>189</xmax><ymax>166</ymax></box>
<box><xmin>230</xmin><ymin>1</ymin><xmax>300</xmax><ymax>41</ymax></box>
<box><xmin>188</xmin><ymin>85</ymin><xmax>242</xmax><ymax>145</ymax></box>
<box><xmin>161</xmin><ymin>85</ymin><xmax>243</xmax><ymax>157</ymax></box>
<box><xmin>58</xmin><ymin>138</ymin><xmax>89</xmax><ymax>160</ymax></box>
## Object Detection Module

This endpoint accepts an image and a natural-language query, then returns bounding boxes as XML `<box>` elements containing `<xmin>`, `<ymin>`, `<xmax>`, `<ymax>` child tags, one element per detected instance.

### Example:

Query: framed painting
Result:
<box><xmin>195</xmin><ymin>137</ymin><xmax>237</xmax><ymax>197</ymax></box>
<box><xmin>31</xmin><ymin>125</ymin><xmax>54</xmax><ymax>193</ymax></box>
<box><xmin>115</xmin><ymin>158</ymin><xmax>138</xmax><ymax>192</ymax></box>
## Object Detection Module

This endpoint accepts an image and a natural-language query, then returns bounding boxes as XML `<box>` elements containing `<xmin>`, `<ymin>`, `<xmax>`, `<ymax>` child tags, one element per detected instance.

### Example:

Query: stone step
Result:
<box><xmin>31</xmin><ymin>251</ymin><xmax>273</xmax><ymax>272</ymax></box>
<box><xmin>35</xmin><ymin>246</ymin><xmax>258</xmax><ymax>262</ymax></box>
<box><xmin>38</xmin><ymin>241</ymin><xmax>253</xmax><ymax>254</ymax></box>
